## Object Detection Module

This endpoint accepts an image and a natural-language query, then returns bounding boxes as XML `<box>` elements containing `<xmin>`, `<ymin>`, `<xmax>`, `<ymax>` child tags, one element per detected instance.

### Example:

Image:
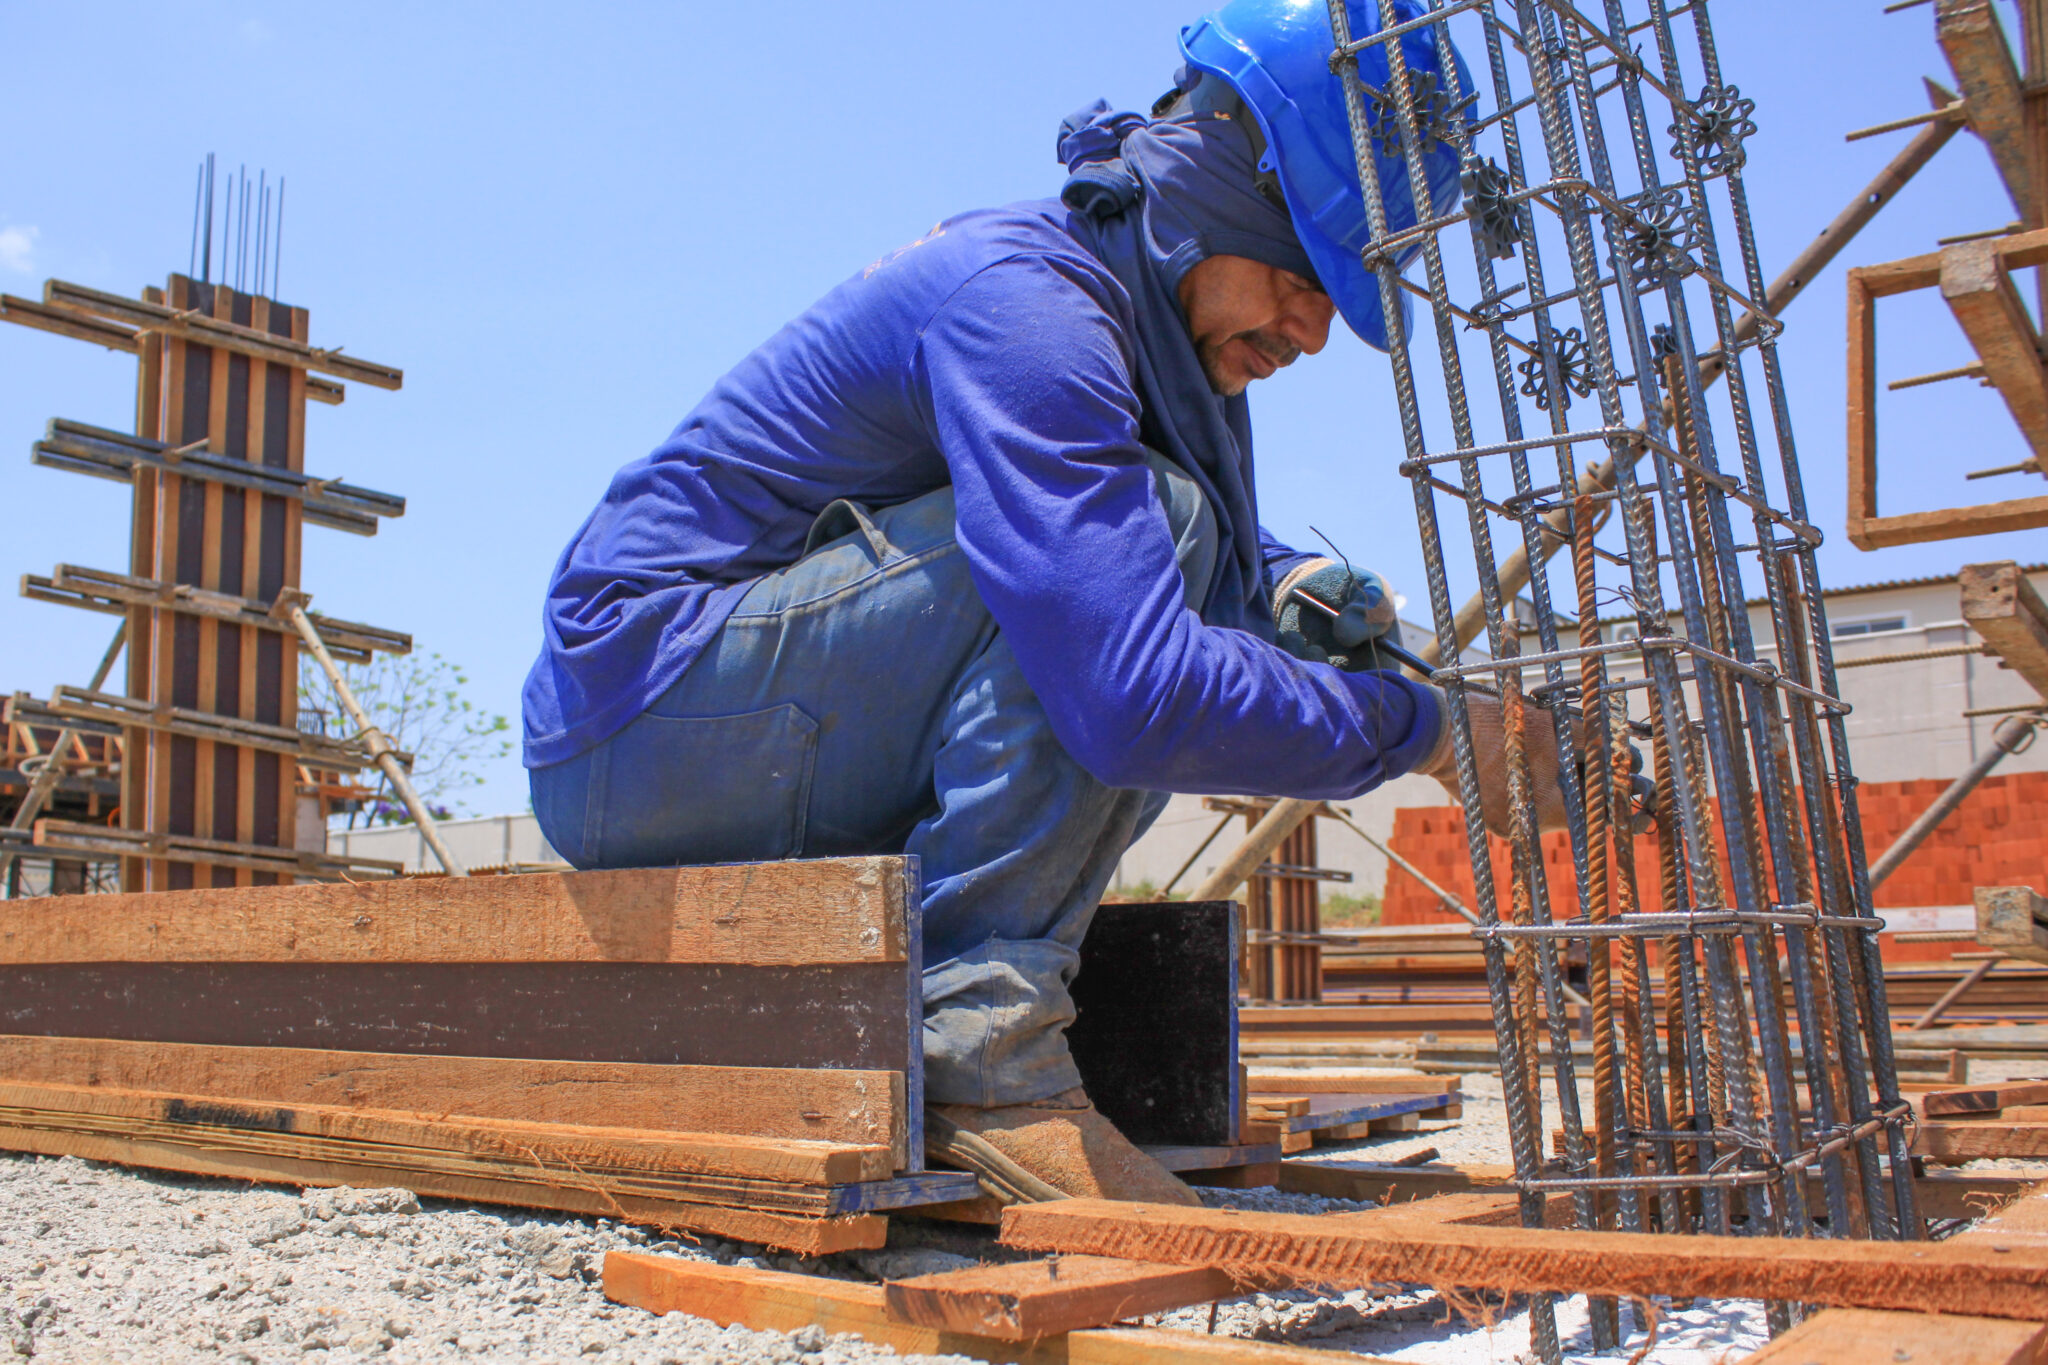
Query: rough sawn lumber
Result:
<box><xmin>1742</xmin><ymin>1308</ymin><xmax>2046</xmax><ymax>1365</ymax></box>
<box><xmin>603</xmin><ymin>1253</ymin><xmax>1397</xmax><ymax>1364</ymax></box>
<box><xmin>5</xmin><ymin>1123</ymin><xmax>884</xmax><ymax>1254</ymax></box>
<box><xmin>1923</xmin><ymin>1078</ymin><xmax>2048</xmax><ymax>1117</ymax></box>
<box><xmin>0</xmin><ymin>1078</ymin><xmax>892</xmax><ymax>1184</ymax></box>
<box><xmin>998</xmin><ymin>1196</ymin><xmax>2048</xmax><ymax>1319</ymax></box>
<box><xmin>0</xmin><ymin>1036</ymin><xmax>905</xmax><ymax>1159</ymax></box>
<box><xmin>883</xmin><ymin>1255</ymin><xmax>1241</xmax><ymax>1341</ymax></box>
<box><xmin>1916</xmin><ymin>1120</ymin><xmax>2048</xmax><ymax>1160</ymax></box>
<box><xmin>0</xmin><ymin>856</ymin><xmax>912</xmax><ymax>964</ymax></box>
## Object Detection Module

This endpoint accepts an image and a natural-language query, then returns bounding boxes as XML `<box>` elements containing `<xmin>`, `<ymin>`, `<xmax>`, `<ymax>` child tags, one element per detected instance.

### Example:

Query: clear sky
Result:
<box><xmin>3</xmin><ymin>1</ymin><xmax>2041</xmax><ymax>819</ymax></box>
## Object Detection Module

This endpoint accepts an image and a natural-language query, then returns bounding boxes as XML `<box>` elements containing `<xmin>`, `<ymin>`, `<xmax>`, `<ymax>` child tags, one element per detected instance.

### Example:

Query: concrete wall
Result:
<box><xmin>328</xmin><ymin>813</ymin><xmax>565</xmax><ymax>874</ymax></box>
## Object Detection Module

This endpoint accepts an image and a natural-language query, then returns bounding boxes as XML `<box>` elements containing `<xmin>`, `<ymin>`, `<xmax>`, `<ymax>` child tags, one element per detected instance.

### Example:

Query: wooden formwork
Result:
<box><xmin>602</xmin><ymin>1172</ymin><xmax>2048</xmax><ymax>1364</ymax></box>
<box><xmin>0</xmin><ymin>274</ymin><xmax>411</xmax><ymax>890</ymax></box>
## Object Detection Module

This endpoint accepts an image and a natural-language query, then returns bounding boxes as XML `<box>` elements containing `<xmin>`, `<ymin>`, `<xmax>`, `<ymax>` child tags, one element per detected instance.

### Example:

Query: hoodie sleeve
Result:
<box><xmin>1260</xmin><ymin>526</ymin><xmax>1321</xmax><ymax>602</ymax></box>
<box><xmin>911</xmin><ymin>253</ymin><xmax>1441</xmax><ymax>797</ymax></box>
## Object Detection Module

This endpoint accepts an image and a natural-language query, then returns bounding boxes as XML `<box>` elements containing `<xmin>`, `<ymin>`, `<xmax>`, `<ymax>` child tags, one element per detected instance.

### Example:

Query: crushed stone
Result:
<box><xmin>0</xmin><ymin>1153</ymin><xmax>979</xmax><ymax>1364</ymax></box>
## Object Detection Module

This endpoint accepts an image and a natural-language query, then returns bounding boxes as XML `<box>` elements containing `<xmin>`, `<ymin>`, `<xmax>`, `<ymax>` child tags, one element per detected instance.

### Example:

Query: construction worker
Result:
<box><xmin>524</xmin><ymin>1</ymin><xmax>1559</xmax><ymax>1204</ymax></box>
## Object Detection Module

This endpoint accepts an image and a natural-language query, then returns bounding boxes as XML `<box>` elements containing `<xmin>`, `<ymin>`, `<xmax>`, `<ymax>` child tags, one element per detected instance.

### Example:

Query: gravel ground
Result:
<box><xmin>4</xmin><ymin>1056</ymin><xmax>2039</xmax><ymax>1364</ymax></box>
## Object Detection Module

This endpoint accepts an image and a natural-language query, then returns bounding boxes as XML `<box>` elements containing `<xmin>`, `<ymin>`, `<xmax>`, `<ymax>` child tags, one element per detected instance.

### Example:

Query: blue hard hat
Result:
<box><xmin>1179</xmin><ymin>0</ymin><xmax>1472</xmax><ymax>351</ymax></box>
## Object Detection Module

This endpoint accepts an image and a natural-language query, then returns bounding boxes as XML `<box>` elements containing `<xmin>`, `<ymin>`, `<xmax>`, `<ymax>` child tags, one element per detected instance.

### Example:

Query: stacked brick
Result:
<box><xmin>1383</xmin><ymin>772</ymin><xmax>2048</xmax><ymax>963</ymax></box>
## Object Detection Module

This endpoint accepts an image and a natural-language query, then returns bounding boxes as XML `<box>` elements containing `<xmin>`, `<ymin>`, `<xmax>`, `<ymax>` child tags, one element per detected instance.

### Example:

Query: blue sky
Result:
<box><xmin>3</xmin><ymin>1</ymin><xmax>2041</xmax><ymax>818</ymax></box>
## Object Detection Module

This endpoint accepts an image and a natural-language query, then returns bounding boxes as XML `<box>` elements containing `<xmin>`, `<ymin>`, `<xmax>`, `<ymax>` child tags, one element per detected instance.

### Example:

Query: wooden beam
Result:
<box><xmin>40</xmin><ymin>279</ymin><xmax>403</xmax><ymax>389</ymax></box>
<box><xmin>883</xmin><ymin>1256</ymin><xmax>1242</xmax><ymax>1342</ymax></box>
<box><xmin>0</xmin><ymin>1078</ymin><xmax>893</xmax><ymax>1184</ymax></box>
<box><xmin>21</xmin><ymin>563</ymin><xmax>411</xmax><ymax>663</ymax></box>
<box><xmin>32</xmin><ymin>417</ymin><xmax>399</xmax><ymax>536</ymax></box>
<box><xmin>1925</xmin><ymin>1079</ymin><xmax>2048</xmax><ymax>1116</ymax></box>
<box><xmin>1853</xmin><ymin>496</ymin><xmax>2048</xmax><ymax>548</ymax></box>
<box><xmin>0</xmin><ymin>1086</ymin><xmax>967</xmax><ymax>1218</ymax></box>
<box><xmin>1279</xmin><ymin>1161</ymin><xmax>2038</xmax><ymax>1223</ymax></box>
<box><xmin>602</xmin><ymin>1254</ymin><xmax>1399</xmax><ymax>1364</ymax></box>
<box><xmin>1246</xmin><ymin>1072</ymin><xmax>1459</xmax><ymax>1097</ymax></box>
<box><xmin>28</xmin><ymin>818</ymin><xmax>402</xmax><ymax>881</ymax></box>
<box><xmin>1743</xmin><ymin>1308</ymin><xmax>2046</xmax><ymax>1365</ymax></box>
<box><xmin>1940</xmin><ymin>0</ymin><xmax>2039</xmax><ymax>220</ymax></box>
<box><xmin>6</xmin><ymin>687</ymin><xmax>380</xmax><ymax>771</ymax></box>
<box><xmin>1962</xmin><ymin>561</ymin><xmax>2048</xmax><ymax>697</ymax></box>
<box><xmin>0</xmin><ymin>959</ymin><xmax>913</xmax><ymax>1070</ymax></box>
<box><xmin>0</xmin><ymin>856</ymin><xmax>912</xmax><ymax>965</ymax></box>
<box><xmin>1916</xmin><ymin>1120</ymin><xmax>2048</xmax><ymax>1160</ymax></box>
<box><xmin>0</xmin><ymin>1037</ymin><xmax>905</xmax><ymax>1158</ymax></box>
<box><xmin>998</xmin><ymin>1198</ymin><xmax>2048</xmax><ymax>1319</ymax></box>
<box><xmin>1976</xmin><ymin>886</ymin><xmax>2048</xmax><ymax>965</ymax></box>
<box><xmin>1942</xmin><ymin>241</ymin><xmax>2048</xmax><ymax>460</ymax></box>
<box><xmin>2</xmin><ymin>1122</ymin><xmax>884</xmax><ymax>1254</ymax></box>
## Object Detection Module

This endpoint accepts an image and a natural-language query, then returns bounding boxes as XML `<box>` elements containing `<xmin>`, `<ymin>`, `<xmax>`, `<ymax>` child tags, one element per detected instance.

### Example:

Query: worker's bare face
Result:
<box><xmin>1176</xmin><ymin>254</ymin><xmax>1336</xmax><ymax>396</ymax></box>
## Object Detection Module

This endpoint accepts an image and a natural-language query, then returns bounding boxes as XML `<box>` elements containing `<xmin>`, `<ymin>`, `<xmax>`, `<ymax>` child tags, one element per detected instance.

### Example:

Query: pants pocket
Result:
<box><xmin>594</xmin><ymin>702</ymin><xmax>819</xmax><ymax>867</ymax></box>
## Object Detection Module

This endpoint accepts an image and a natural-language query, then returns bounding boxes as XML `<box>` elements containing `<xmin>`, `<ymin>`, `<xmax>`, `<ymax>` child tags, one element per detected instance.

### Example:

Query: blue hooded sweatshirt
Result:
<box><xmin>522</xmin><ymin>99</ymin><xmax>1441</xmax><ymax>797</ymax></box>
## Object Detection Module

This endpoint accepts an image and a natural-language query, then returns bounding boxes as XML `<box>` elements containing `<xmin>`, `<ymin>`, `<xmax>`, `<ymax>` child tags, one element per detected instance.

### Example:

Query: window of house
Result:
<box><xmin>1832</xmin><ymin>615</ymin><xmax>1908</xmax><ymax>638</ymax></box>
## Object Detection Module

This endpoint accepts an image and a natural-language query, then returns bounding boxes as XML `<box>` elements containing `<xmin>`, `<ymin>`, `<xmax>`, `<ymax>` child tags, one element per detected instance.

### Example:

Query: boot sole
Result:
<box><xmin>923</xmin><ymin>1108</ymin><xmax>1072</xmax><ymax>1205</ymax></box>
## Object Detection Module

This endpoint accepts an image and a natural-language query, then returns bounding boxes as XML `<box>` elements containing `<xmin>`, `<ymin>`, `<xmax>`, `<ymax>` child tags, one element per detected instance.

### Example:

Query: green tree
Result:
<box><xmin>297</xmin><ymin>651</ymin><xmax>512</xmax><ymax>827</ymax></box>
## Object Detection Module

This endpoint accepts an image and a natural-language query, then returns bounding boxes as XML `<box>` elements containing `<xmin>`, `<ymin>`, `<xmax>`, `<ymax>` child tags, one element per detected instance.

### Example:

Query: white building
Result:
<box><xmin>1107</xmin><ymin>564</ymin><xmax>2048</xmax><ymax>899</ymax></box>
<box><xmin>325</xmin><ymin>566</ymin><xmax>2045</xmax><ymax>894</ymax></box>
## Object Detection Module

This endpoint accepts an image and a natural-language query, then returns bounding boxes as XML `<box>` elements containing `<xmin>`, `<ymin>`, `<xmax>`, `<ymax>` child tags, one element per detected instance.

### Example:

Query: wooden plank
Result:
<box><xmin>1852</xmin><ymin>496</ymin><xmax>2048</xmax><ymax>548</ymax></box>
<box><xmin>1277</xmin><ymin>1162</ymin><xmax>2039</xmax><ymax>1222</ymax></box>
<box><xmin>1847</xmin><ymin>263</ymin><xmax>1883</xmax><ymax>549</ymax></box>
<box><xmin>998</xmin><ymin>1198</ymin><xmax>2048</xmax><ymax>1319</ymax></box>
<box><xmin>0</xmin><ymin>1037</ymin><xmax>904</xmax><ymax>1157</ymax></box>
<box><xmin>1916</xmin><ymin>1121</ymin><xmax>2048</xmax><ymax>1160</ymax></box>
<box><xmin>0</xmin><ymin>856</ymin><xmax>911</xmax><ymax>965</ymax></box>
<box><xmin>1942</xmin><ymin>240</ymin><xmax>2048</xmax><ymax>459</ymax></box>
<box><xmin>0</xmin><ymin>1078</ymin><xmax>891</xmax><ymax>1184</ymax></box>
<box><xmin>0</xmin><ymin>1090</ymin><xmax>966</xmax><ymax>1215</ymax></box>
<box><xmin>1941</xmin><ymin>0</ymin><xmax>2038</xmax><ymax>219</ymax></box>
<box><xmin>1976</xmin><ymin>886</ymin><xmax>2048</xmax><ymax>965</ymax></box>
<box><xmin>1142</xmin><ymin>1142</ymin><xmax>1284</xmax><ymax>1174</ymax></box>
<box><xmin>883</xmin><ymin>1255</ymin><xmax>1240</xmax><ymax>1341</ymax></box>
<box><xmin>1924</xmin><ymin>1078</ymin><xmax>2048</xmax><ymax>1116</ymax></box>
<box><xmin>1246</xmin><ymin>1071</ymin><xmax>1458</xmax><ymax>1097</ymax></box>
<box><xmin>0</xmin><ymin>961</ymin><xmax>912</xmax><ymax>1070</ymax></box>
<box><xmin>1962</xmin><ymin>562</ymin><xmax>2048</xmax><ymax>697</ymax></box>
<box><xmin>1743</xmin><ymin>1308</ymin><xmax>2046</xmax><ymax>1365</ymax></box>
<box><xmin>603</xmin><ymin>1254</ymin><xmax>1396</xmax><ymax>1364</ymax></box>
<box><xmin>1068</xmin><ymin>1329</ymin><xmax>1405</xmax><ymax>1365</ymax></box>
<box><xmin>22</xmin><ymin>562</ymin><xmax>412</xmax><ymax>662</ymax></box>
<box><xmin>1069</xmin><ymin>902</ymin><xmax>1240</xmax><ymax>1146</ymax></box>
<box><xmin>0</xmin><ymin>1123</ymin><xmax>883</xmax><ymax>1254</ymax></box>
<box><xmin>1751</xmin><ymin>1183</ymin><xmax>2048</xmax><ymax>1362</ymax></box>
<box><xmin>40</xmin><ymin>279</ymin><xmax>403</xmax><ymax>389</ymax></box>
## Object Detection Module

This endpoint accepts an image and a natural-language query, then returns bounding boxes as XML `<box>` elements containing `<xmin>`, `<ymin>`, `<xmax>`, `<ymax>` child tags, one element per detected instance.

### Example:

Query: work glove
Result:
<box><xmin>1274</xmin><ymin>558</ymin><xmax>1401</xmax><ymax>672</ymax></box>
<box><xmin>1413</xmin><ymin>686</ymin><xmax>1571</xmax><ymax>837</ymax></box>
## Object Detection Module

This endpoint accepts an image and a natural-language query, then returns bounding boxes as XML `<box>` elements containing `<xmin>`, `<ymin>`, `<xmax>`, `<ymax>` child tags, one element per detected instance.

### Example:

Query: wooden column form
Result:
<box><xmin>141</xmin><ymin>277</ymin><xmax>308</xmax><ymax>891</ymax></box>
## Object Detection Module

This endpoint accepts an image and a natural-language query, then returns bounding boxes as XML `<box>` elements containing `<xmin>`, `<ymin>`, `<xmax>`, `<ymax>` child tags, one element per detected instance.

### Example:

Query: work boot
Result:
<box><xmin>927</xmin><ymin>1088</ymin><xmax>1203</xmax><ymax>1206</ymax></box>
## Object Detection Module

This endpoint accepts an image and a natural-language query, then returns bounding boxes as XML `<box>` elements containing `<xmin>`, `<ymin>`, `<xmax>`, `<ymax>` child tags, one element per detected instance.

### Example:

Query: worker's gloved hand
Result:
<box><xmin>1274</xmin><ymin>558</ymin><xmax>1401</xmax><ymax>672</ymax></box>
<box><xmin>1413</xmin><ymin>686</ymin><xmax>1571</xmax><ymax>837</ymax></box>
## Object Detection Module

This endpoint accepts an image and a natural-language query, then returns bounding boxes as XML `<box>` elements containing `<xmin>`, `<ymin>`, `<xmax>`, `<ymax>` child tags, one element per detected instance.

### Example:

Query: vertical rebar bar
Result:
<box><xmin>1321</xmin><ymin>0</ymin><xmax>1921</xmax><ymax>1347</ymax></box>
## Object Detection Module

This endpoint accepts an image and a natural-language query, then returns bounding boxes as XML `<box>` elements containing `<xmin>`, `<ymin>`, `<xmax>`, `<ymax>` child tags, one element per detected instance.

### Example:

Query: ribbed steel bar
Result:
<box><xmin>1326</xmin><ymin>0</ymin><xmax>1920</xmax><ymax>1349</ymax></box>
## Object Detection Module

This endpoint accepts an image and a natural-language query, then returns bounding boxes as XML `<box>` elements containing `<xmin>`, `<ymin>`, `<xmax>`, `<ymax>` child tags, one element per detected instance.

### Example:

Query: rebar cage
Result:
<box><xmin>1324</xmin><ymin>0</ymin><xmax>1918</xmax><ymax>1352</ymax></box>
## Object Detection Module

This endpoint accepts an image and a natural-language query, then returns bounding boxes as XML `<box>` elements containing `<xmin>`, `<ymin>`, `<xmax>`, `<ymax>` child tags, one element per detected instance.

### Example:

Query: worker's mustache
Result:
<box><xmin>1237</xmin><ymin>328</ymin><xmax>1301</xmax><ymax>369</ymax></box>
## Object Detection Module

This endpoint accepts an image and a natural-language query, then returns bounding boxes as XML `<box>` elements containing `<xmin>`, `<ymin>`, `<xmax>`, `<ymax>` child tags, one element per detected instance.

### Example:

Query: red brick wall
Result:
<box><xmin>1383</xmin><ymin>771</ymin><xmax>2048</xmax><ymax>961</ymax></box>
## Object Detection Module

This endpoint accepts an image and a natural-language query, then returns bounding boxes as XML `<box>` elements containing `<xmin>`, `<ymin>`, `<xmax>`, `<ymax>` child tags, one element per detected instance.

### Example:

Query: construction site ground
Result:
<box><xmin>3</xmin><ymin>1055</ymin><xmax>2035</xmax><ymax>1365</ymax></box>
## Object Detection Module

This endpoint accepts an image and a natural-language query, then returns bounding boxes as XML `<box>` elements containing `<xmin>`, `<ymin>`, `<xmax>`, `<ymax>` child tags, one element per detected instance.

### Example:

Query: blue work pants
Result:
<box><xmin>530</xmin><ymin>456</ymin><xmax>1218</xmax><ymax>1107</ymax></box>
